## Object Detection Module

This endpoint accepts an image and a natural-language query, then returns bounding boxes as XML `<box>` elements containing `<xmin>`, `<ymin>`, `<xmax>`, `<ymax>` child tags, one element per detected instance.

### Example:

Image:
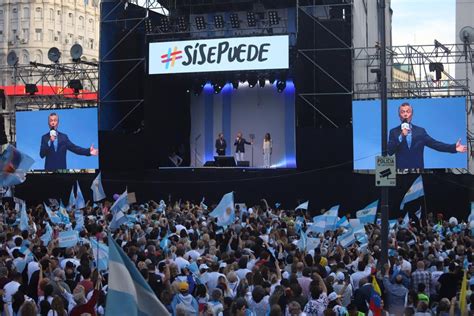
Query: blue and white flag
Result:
<box><xmin>90</xmin><ymin>238</ymin><xmax>109</xmax><ymax>271</ymax></box>
<box><xmin>91</xmin><ymin>172</ymin><xmax>106</xmax><ymax>202</ymax></box>
<box><xmin>296</xmin><ymin>229</ymin><xmax>307</xmax><ymax>251</ymax></box>
<box><xmin>111</xmin><ymin>189</ymin><xmax>129</xmax><ymax>214</ymax></box>
<box><xmin>338</xmin><ymin>230</ymin><xmax>356</xmax><ymax>248</ymax></box>
<box><xmin>324</xmin><ymin>205</ymin><xmax>339</xmax><ymax>231</ymax></box>
<box><xmin>209</xmin><ymin>192</ymin><xmax>235</xmax><ymax>227</ymax></box>
<box><xmin>336</xmin><ymin>216</ymin><xmax>350</xmax><ymax>229</ymax></box>
<box><xmin>44</xmin><ymin>203</ymin><xmax>62</xmax><ymax>225</ymax></box>
<box><xmin>67</xmin><ymin>187</ymin><xmax>76</xmax><ymax>211</ymax></box>
<box><xmin>415</xmin><ymin>207</ymin><xmax>422</xmax><ymax>220</ymax></box>
<box><xmin>389</xmin><ymin>219</ymin><xmax>398</xmax><ymax>229</ymax></box>
<box><xmin>0</xmin><ymin>145</ymin><xmax>35</xmax><ymax>187</ymax></box>
<box><xmin>106</xmin><ymin>235</ymin><xmax>170</xmax><ymax>316</ymax></box>
<box><xmin>110</xmin><ymin>209</ymin><xmax>128</xmax><ymax>230</ymax></box>
<box><xmin>58</xmin><ymin>200</ymin><xmax>70</xmax><ymax>224</ymax></box>
<box><xmin>74</xmin><ymin>210</ymin><xmax>84</xmax><ymax>231</ymax></box>
<box><xmin>75</xmin><ymin>181</ymin><xmax>86</xmax><ymax>210</ymax></box>
<box><xmin>400</xmin><ymin>212</ymin><xmax>410</xmax><ymax>228</ymax></box>
<box><xmin>58</xmin><ymin>230</ymin><xmax>79</xmax><ymax>248</ymax></box>
<box><xmin>3</xmin><ymin>186</ymin><xmax>12</xmax><ymax>197</ymax></box>
<box><xmin>400</xmin><ymin>176</ymin><xmax>424</xmax><ymax>210</ymax></box>
<box><xmin>200</xmin><ymin>198</ymin><xmax>207</xmax><ymax>211</ymax></box>
<box><xmin>40</xmin><ymin>222</ymin><xmax>53</xmax><ymax>246</ymax></box>
<box><xmin>356</xmin><ymin>200</ymin><xmax>378</xmax><ymax>224</ymax></box>
<box><xmin>309</xmin><ymin>215</ymin><xmax>326</xmax><ymax>234</ymax></box>
<box><xmin>20</xmin><ymin>202</ymin><xmax>28</xmax><ymax>231</ymax></box>
<box><xmin>157</xmin><ymin>200</ymin><xmax>166</xmax><ymax>213</ymax></box>
<box><xmin>306</xmin><ymin>237</ymin><xmax>321</xmax><ymax>252</ymax></box>
<box><xmin>159</xmin><ymin>232</ymin><xmax>170</xmax><ymax>251</ymax></box>
<box><xmin>295</xmin><ymin>201</ymin><xmax>309</xmax><ymax>211</ymax></box>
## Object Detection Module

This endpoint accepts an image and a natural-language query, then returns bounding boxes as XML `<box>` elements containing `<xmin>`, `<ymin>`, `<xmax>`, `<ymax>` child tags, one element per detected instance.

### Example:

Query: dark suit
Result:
<box><xmin>40</xmin><ymin>131</ymin><xmax>90</xmax><ymax>171</ymax></box>
<box><xmin>234</xmin><ymin>138</ymin><xmax>251</xmax><ymax>153</ymax></box>
<box><xmin>388</xmin><ymin>124</ymin><xmax>456</xmax><ymax>169</ymax></box>
<box><xmin>215</xmin><ymin>138</ymin><xmax>226</xmax><ymax>156</ymax></box>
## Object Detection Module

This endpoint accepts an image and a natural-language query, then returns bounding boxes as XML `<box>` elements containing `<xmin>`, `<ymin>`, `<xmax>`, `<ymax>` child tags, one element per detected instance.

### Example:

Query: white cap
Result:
<box><xmin>219</xmin><ymin>262</ymin><xmax>227</xmax><ymax>269</ymax></box>
<box><xmin>199</xmin><ymin>264</ymin><xmax>209</xmax><ymax>270</ymax></box>
<box><xmin>328</xmin><ymin>292</ymin><xmax>339</xmax><ymax>302</ymax></box>
<box><xmin>336</xmin><ymin>272</ymin><xmax>345</xmax><ymax>281</ymax></box>
<box><xmin>449</xmin><ymin>217</ymin><xmax>458</xmax><ymax>226</ymax></box>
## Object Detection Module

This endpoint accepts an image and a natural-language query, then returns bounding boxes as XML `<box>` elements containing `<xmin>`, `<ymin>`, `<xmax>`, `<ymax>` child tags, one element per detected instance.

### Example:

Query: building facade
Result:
<box><xmin>0</xmin><ymin>0</ymin><xmax>100</xmax><ymax>86</ymax></box>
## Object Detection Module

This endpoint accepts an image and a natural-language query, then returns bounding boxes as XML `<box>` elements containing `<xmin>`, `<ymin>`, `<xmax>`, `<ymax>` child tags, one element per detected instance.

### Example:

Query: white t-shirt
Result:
<box><xmin>205</xmin><ymin>271</ymin><xmax>225</xmax><ymax>292</ymax></box>
<box><xmin>174</xmin><ymin>256</ymin><xmax>190</xmax><ymax>274</ymax></box>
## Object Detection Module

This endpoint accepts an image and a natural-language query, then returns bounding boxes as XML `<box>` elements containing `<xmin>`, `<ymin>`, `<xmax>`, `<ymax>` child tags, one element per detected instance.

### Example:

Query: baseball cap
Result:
<box><xmin>199</xmin><ymin>263</ymin><xmax>210</xmax><ymax>270</ymax></box>
<box><xmin>178</xmin><ymin>282</ymin><xmax>189</xmax><ymax>292</ymax></box>
<box><xmin>328</xmin><ymin>292</ymin><xmax>339</xmax><ymax>302</ymax></box>
<box><xmin>336</xmin><ymin>272</ymin><xmax>345</xmax><ymax>281</ymax></box>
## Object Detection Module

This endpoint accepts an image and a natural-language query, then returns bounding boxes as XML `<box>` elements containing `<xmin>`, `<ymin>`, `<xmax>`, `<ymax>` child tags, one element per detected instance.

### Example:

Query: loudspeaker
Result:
<box><xmin>203</xmin><ymin>161</ymin><xmax>216</xmax><ymax>167</ymax></box>
<box><xmin>237</xmin><ymin>161</ymin><xmax>250</xmax><ymax>167</ymax></box>
<box><xmin>214</xmin><ymin>156</ymin><xmax>236</xmax><ymax>167</ymax></box>
<box><xmin>0</xmin><ymin>89</ymin><xmax>5</xmax><ymax>110</ymax></box>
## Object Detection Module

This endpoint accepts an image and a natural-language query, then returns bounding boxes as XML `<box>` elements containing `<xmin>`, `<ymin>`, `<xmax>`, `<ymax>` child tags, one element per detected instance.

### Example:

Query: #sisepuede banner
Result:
<box><xmin>149</xmin><ymin>35</ymin><xmax>289</xmax><ymax>74</ymax></box>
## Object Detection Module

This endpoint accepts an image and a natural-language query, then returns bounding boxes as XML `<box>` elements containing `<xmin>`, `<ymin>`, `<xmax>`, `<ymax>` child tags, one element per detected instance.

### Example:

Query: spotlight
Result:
<box><xmin>159</xmin><ymin>17</ymin><xmax>170</xmax><ymax>32</ymax></box>
<box><xmin>247</xmin><ymin>12</ymin><xmax>256</xmax><ymax>27</ymax></box>
<box><xmin>258</xmin><ymin>78</ymin><xmax>266</xmax><ymax>88</ymax></box>
<box><xmin>25</xmin><ymin>84</ymin><xmax>38</xmax><ymax>95</ymax></box>
<box><xmin>177</xmin><ymin>16</ymin><xmax>187</xmax><ymax>31</ymax></box>
<box><xmin>276</xmin><ymin>80</ymin><xmax>286</xmax><ymax>93</ymax></box>
<box><xmin>145</xmin><ymin>18</ymin><xmax>153</xmax><ymax>34</ymax></box>
<box><xmin>230</xmin><ymin>13</ymin><xmax>240</xmax><ymax>28</ymax></box>
<box><xmin>268</xmin><ymin>11</ymin><xmax>279</xmax><ymax>25</ymax></box>
<box><xmin>232</xmin><ymin>79</ymin><xmax>239</xmax><ymax>89</ymax></box>
<box><xmin>213</xmin><ymin>82</ymin><xmax>223</xmax><ymax>94</ymax></box>
<box><xmin>214</xmin><ymin>15</ymin><xmax>224</xmax><ymax>29</ymax></box>
<box><xmin>248</xmin><ymin>74</ymin><xmax>258</xmax><ymax>88</ymax></box>
<box><xmin>68</xmin><ymin>79</ymin><xmax>83</xmax><ymax>94</ymax></box>
<box><xmin>195</xmin><ymin>16</ymin><xmax>206</xmax><ymax>30</ymax></box>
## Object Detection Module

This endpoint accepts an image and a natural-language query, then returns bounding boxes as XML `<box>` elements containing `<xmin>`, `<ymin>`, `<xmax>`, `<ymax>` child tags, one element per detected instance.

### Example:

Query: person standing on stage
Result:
<box><xmin>262</xmin><ymin>133</ymin><xmax>272</xmax><ymax>168</ymax></box>
<box><xmin>234</xmin><ymin>132</ymin><xmax>252</xmax><ymax>162</ymax></box>
<box><xmin>215</xmin><ymin>133</ymin><xmax>227</xmax><ymax>156</ymax></box>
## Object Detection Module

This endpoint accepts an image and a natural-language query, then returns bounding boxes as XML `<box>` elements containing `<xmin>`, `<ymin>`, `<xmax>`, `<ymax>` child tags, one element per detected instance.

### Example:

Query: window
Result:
<box><xmin>68</xmin><ymin>12</ymin><xmax>73</xmax><ymax>25</ymax></box>
<box><xmin>23</xmin><ymin>7</ymin><xmax>29</xmax><ymax>19</ymax></box>
<box><xmin>12</xmin><ymin>8</ymin><xmax>18</xmax><ymax>19</ymax></box>
<box><xmin>0</xmin><ymin>30</ymin><xmax>3</xmax><ymax>42</ymax></box>
<box><xmin>88</xmin><ymin>38</ymin><xmax>94</xmax><ymax>49</ymax></box>
<box><xmin>49</xmin><ymin>9</ymin><xmax>54</xmax><ymax>20</ymax></box>
<box><xmin>35</xmin><ymin>7</ymin><xmax>42</xmax><ymax>20</ymax></box>
<box><xmin>48</xmin><ymin>29</ymin><xmax>53</xmax><ymax>41</ymax></box>
<box><xmin>79</xmin><ymin>16</ymin><xmax>84</xmax><ymax>28</ymax></box>
<box><xmin>22</xmin><ymin>50</ymin><xmax>29</xmax><ymax>64</ymax></box>
<box><xmin>35</xmin><ymin>29</ymin><xmax>42</xmax><ymax>41</ymax></box>
<box><xmin>22</xmin><ymin>28</ymin><xmax>28</xmax><ymax>41</ymax></box>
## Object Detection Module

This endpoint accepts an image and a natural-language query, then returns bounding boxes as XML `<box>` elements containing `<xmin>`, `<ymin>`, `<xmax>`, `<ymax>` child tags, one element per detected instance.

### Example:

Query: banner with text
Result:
<box><xmin>149</xmin><ymin>35</ymin><xmax>289</xmax><ymax>75</ymax></box>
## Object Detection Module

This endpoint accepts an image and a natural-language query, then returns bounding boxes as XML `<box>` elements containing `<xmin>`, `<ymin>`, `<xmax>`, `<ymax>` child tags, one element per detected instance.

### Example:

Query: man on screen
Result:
<box><xmin>39</xmin><ymin>112</ymin><xmax>98</xmax><ymax>171</ymax></box>
<box><xmin>387</xmin><ymin>102</ymin><xmax>467</xmax><ymax>169</ymax></box>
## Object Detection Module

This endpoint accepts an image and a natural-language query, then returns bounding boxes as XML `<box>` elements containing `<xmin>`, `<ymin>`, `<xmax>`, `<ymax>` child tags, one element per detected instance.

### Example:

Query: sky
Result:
<box><xmin>391</xmin><ymin>0</ymin><xmax>455</xmax><ymax>46</ymax></box>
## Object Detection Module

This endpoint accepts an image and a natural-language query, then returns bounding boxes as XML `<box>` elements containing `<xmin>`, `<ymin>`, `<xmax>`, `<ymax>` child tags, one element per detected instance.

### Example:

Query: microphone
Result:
<box><xmin>401</xmin><ymin>120</ymin><xmax>410</xmax><ymax>132</ymax></box>
<box><xmin>49</xmin><ymin>129</ymin><xmax>57</xmax><ymax>138</ymax></box>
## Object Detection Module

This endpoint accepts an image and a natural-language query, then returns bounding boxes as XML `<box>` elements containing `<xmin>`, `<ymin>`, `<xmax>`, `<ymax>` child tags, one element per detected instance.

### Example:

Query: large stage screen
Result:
<box><xmin>353</xmin><ymin>97</ymin><xmax>467</xmax><ymax>170</ymax></box>
<box><xmin>16</xmin><ymin>108</ymin><xmax>99</xmax><ymax>171</ymax></box>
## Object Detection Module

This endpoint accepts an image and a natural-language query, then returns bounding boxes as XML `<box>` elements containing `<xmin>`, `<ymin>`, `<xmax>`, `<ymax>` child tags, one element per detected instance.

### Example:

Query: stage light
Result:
<box><xmin>232</xmin><ymin>80</ymin><xmax>239</xmax><ymax>89</ymax></box>
<box><xmin>230</xmin><ymin>13</ymin><xmax>240</xmax><ymax>28</ymax></box>
<box><xmin>145</xmin><ymin>18</ymin><xmax>153</xmax><ymax>33</ymax></box>
<box><xmin>159</xmin><ymin>17</ymin><xmax>170</xmax><ymax>32</ymax></box>
<box><xmin>177</xmin><ymin>16</ymin><xmax>187</xmax><ymax>31</ymax></box>
<box><xmin>248</xmin><ymin>74</ymin><xmax>258</xmax><ymax>88</ymax></box>
<box><xmin>276</xmin><ymin>80</ymin><xmax>286</xmax><ymax>93</ymax></box>
<box><xmin>195</xmin><ymin>16</ymin><xmax>206</xmax><ymax>30</ymax></box>
<box><xmin>25</xmin><ymin>84</ymin><xmax>38</xmax><ymax>95</ymax></box>
<box><xmin>268</xmin><ymin>11</ymin><xmax>279</xmax><ymax>25</ymax></box>
<box><xmin>68</xmin><ymin>79</ymin><xmax>83</xmax><ymax>94</ymax></box>
<box><xmin>247</xmin><ymin>12</ymin><xmax>256</xmax><ymax>27</ymax></box>
<box><xmin>429</xmin><ymin>62</ymin><xmax>444</xmax><ymax>81</ymax></box>
<box><xmin>214</xmin><ymin>15</ymin><xmax>224</xmax><ymax>29</ymax></box>
<box><xmin>258</xmin><ymin>78</ymin><xmax>266</xmax><ymax>88</ymax></box>
<box><xmin>213</xmin><ymin>82</ymin><xmax>223</xmax><ymax>94</ymax></box>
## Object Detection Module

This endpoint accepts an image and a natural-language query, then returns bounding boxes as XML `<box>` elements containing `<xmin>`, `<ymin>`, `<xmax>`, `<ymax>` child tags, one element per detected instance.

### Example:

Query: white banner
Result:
<box><xmin>149</xmin><ymin>35</ymin><xmax>289</xmax><ymax>74</ymax></box>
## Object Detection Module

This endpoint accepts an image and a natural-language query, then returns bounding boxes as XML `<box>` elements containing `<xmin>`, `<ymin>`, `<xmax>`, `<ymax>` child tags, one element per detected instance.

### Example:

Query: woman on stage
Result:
<box><xmin>263</xmin><ymin>133</ymin><xmax>272</xmax><ymax>168</ymax></box>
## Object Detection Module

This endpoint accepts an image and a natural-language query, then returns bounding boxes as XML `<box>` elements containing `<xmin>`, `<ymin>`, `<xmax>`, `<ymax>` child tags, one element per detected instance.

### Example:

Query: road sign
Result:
<box><xmin>375</xmin><ymin>155</ymin><xmax>396</xmax><ymax>187</ymax></box>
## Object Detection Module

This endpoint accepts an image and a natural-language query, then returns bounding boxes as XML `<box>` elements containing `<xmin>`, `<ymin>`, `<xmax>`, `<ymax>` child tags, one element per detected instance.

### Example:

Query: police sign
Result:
<box><xmin>375</xmin><ymin>155</ymin><xmax>396</xmax><ymax>187</ymax></box>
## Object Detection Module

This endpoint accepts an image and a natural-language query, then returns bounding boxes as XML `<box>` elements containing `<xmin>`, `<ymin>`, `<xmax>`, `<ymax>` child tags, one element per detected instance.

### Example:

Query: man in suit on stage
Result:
<box><xmin>40</xmin><ymin>112</ymin><xmax>98</xmax><ymax>171</ymax></box>
<box><xmin>387</xmin><ymin>102</ymin><xmax>467</xmax><ymax>169</ymax></box>
<box><xmin>215</xmin><ymin>133</ymin><xmax>227</xmax><ymax>156</ymax></box>
<box><xmin>234</xmin><ymin>132</ymin><xmax>252</xmax><ymax>162</ymax></box>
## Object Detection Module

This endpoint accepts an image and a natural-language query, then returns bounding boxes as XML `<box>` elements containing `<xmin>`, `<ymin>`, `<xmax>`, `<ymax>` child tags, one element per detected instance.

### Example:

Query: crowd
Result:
<box><xmin>0</xmin><ymin>193</ymin><xmax>472</xmax><ymax>316</ymax></box>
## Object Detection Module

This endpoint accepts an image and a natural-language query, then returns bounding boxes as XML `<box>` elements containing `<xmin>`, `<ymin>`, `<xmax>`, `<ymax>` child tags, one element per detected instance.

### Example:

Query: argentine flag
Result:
<box><xmin>40</xmin><ymin>222</ymin><xmax>53</xmax><ymax>246</ymax></box>
<box><xmin>90</xmin><ymin>238</ymin><xmax>109</xmax><ymax>271</ymax></box>
<box><xmin>338</xmin><ymin>230</ymin><xmax>356</xmax><ymax>248</ymax></box>
<box><xmin>110</xmin><ymin>208</ymin><xmax>128</xmax><ymax>230</ymax></box>
<box><xmin>67</xmin><ymin>186</ymin><xmax>76</xmax><ymax>211</ymax></box>
<box><xmin>400</xmin><ymin>176</ymin><xmax>424</xmax><ymax>210</ymax></box>
<box><xmin>356</xmin><ymin>200</ymin><xmax>378</xmax><ymax>224</ymax></box>
<box><xmin>91</xmin><ymin>172</ymin><xmax>106</xmax><ymax>202</ymax></box>
<box><xmin>209</xmin><ymin>192</ymin><xmax>235</xmax><ymax>227</ymax></box>
<box><xmin>336</xmin><ymin>216</ymin><xmax>350</xmax><ymax>229</ymax></box>
<box><xmin>75</xmin><ymin>181</ymin><xmax>86</xmax><ymax>210</ymax></box>
<box><xmin>111</xmin><ymin>189</ymin><xmax>130</xmax><ymax>214</ymax></box>
<box><xmin>20</xmin><ymin>202</ymin><xmax>29</xmax><ymax>231</ymax></box>
<box><xmin>106</xmin><ymin>235</ymin><xmax>170</xmax><ymax>316</ymax></box>
<box><xmin>44</xmin><ymin>203</ymin><xmax>62</xmax><ymax>225</ymax></box>
<box><xmin>309</xmin><ymin>215</ymin><xmax>326</xmax><ymax>234</ymax></box>
<box><xmin>324</xmin><ymin>205</ymin><xmax>339</xmax><ymax>231</ymax></box>
<box><xmin>295</xmin><ymin>201</ymin><xmax>309</xmax><ymax>211</ymax></box>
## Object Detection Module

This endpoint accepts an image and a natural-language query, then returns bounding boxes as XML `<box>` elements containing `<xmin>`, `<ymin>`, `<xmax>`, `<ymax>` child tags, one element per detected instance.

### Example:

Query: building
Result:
<box><xmin>0</xmin><ymin>0</ymin><xmax>100</xmax><ymax>86</ymax></box>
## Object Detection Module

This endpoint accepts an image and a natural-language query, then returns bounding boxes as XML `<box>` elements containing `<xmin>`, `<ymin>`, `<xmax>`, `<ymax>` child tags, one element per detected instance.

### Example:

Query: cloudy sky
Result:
<box><xmin>391</xmin><ymin>0</ymin><xmax>455</xmax><ymax>46</ymax></box>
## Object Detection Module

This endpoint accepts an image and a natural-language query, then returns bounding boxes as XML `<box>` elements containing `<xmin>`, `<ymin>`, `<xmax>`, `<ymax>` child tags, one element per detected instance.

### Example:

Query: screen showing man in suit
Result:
<box><xmin>352</xmin><ymin>97</ymin><xmax>468</xmax><ymax>170</ymax></box>
<box><xmin>388</xmin><ymin>102</ymin><xmax>466</xmax><ymax>169</ymax></box>
<box><xmin>16</xmin><ymin>108</ymin><xmax>99</xmax><ymax>171</ymax></box>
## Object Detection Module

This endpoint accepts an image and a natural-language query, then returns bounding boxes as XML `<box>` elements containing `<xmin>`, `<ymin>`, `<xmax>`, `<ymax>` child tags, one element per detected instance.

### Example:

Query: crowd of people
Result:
<box><xmin>0</xmin><ymin>195</ymin><xmax>472</xmax><ymax>316</ymax></box>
